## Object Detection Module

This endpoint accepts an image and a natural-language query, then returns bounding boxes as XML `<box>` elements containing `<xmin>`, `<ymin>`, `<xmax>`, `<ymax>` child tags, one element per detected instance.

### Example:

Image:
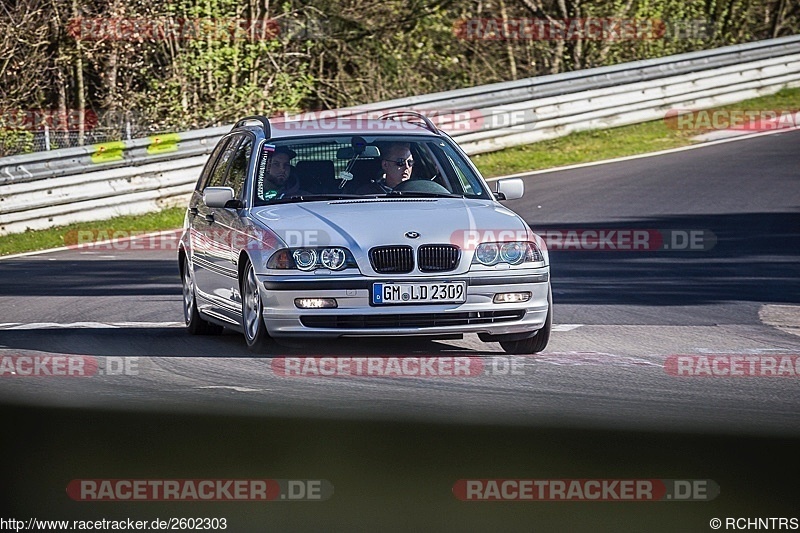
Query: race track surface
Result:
<box><xmin>2</xmin><ymin>130</ymin><xmax>799</xmax><ymax>531</ymax></box>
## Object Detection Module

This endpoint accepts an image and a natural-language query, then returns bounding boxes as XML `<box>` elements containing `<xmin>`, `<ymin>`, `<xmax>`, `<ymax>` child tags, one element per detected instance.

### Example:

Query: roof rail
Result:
<box><xmin>379</xmin><ymin>111</ymin><xmax>439</xmax><ymax>134</ymax></box>
<box><xmin>233</xmin><ymin>116</ymin><xmax>271</xmax><ymax>139</ymax></box>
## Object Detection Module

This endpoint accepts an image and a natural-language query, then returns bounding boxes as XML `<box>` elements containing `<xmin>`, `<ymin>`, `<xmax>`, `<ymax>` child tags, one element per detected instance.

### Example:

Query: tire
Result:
<box><xmin>499</xmin><ymin>287</ymin><xmax>552</xmax><ymax>355</ymax></box>
<box><xmin>241</xmin><ymin>260</ymin><xmax>273</xmax><ymax>353</ymax></box>
<box><xmin>182</xmin><ymin>256</ymin><xmax>224</xmax><ymax>335</ymax></box>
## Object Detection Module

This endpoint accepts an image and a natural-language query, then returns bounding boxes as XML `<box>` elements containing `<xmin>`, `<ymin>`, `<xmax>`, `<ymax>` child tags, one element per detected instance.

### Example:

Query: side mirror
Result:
<box><xmin>204</xmin><ymin>187</ymin><xmax>240</xmax><ymax>208</ymax></box>
<box><xmin>494</xmin><ymin>178</ymin><xmax>524</xmax><ymax>201</ymax></box>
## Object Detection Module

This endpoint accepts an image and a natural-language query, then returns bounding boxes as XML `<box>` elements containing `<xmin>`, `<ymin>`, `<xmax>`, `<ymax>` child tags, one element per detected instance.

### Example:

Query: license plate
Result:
<box><xmin>372</xmin><ymin>282</ymin><xmax>467</xmax><ymax>305</ymax></box>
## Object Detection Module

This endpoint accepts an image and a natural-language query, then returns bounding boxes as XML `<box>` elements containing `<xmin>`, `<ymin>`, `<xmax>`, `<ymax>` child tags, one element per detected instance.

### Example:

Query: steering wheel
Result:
<box><xmin>393</xmin><ymin>179</ymin><xmax>452</xmax><ymax>194</ymax></box>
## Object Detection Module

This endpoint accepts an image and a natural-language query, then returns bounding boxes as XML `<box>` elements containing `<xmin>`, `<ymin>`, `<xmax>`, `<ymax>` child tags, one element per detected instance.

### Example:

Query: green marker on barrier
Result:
<box><xmin>90</xmin><ymin>141</ymin><xmax>126</xmax><ymax>164</ymax></box>
<box><xmin>147</xmin><ymin>133</ymin><xmax>180</xmax><ymax>155</ymax></box>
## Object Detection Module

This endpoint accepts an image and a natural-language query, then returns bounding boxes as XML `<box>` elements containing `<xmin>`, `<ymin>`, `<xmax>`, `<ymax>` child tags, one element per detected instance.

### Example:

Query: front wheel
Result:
<box><xmin>241</xmin><ymin>260</ymin><xmax>273</xmax><ymax>353</ymax></box>
<box><xmin>499</xmin><ymin>288</ymin><xmax>552</xmax><ymax>354</ymax></box>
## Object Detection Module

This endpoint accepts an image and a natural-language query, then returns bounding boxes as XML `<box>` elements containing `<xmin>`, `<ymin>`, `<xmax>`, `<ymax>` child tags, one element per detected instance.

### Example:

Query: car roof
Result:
<box><xmin>231</xmin><ymin>115</ymin><xmax>444</xmax><ymax>140</ymax></box>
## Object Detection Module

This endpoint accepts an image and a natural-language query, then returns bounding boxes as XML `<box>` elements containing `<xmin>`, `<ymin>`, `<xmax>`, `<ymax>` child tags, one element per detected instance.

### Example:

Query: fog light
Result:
<box><xmin>294</xmin><ymin>298</ymin><xmax>338</xmax><ymax>309</ymax></box>
<box><xmin>493</xmin><ymin>292</ymin><xmax>531</xmax><ymax>303</ymax></box>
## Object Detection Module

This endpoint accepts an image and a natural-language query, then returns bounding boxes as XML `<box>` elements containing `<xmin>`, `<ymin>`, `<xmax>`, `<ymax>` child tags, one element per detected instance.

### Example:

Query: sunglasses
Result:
<box><xmin>384</xmin><ymin>158</ymin><xmax>414</xmax><ymax>168</ymax></box>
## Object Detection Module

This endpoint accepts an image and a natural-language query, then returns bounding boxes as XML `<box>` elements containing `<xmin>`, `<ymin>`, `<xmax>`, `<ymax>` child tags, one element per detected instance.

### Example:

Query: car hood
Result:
<box><xmin>251</xmin><ymin>198</ymin><xmax>532</xmax><ymax>274</ymax></box>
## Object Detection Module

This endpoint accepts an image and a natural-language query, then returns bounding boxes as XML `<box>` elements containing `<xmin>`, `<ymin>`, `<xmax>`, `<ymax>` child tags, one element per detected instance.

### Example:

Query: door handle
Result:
<box><xmin>189</xmin><ymin>207</ymin><xmax>198</xmax><ymax>217</ymax></box>
<box><xmin>205</xmin><ymin>213</ymin><xmax>215</xmax><ymax>224</ymax></box>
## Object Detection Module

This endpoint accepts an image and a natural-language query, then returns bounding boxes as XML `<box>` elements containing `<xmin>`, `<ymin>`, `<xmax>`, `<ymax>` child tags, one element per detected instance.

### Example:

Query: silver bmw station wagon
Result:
<box><xmin>178</xmin><ymin>113</ymin><xmax>551</xmax><ymax>354</ymax></box>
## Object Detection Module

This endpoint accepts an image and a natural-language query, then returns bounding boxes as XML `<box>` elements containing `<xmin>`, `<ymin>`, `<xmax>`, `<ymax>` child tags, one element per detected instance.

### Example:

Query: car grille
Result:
<box><xmin>369</xmin><ymin>244</ymin><xmax>461</xmax><ymax>273</ymax></box>
<box><xmin>418</xmin><ymin>244</ymin><xmax>460</xmax><ymax>272</ymax></box>
<box><xmin>300</xmin><ymin>310</ymin><xmax>525</xmax><ymax>329</ymax></box>
<box><xmin>369</xmin><ymin>246</ymin><xmax>414</xmax><ymax>273</ymax></box>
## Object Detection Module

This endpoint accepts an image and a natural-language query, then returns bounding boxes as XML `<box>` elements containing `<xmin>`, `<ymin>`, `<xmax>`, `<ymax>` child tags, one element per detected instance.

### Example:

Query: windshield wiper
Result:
<box><xmin>268</xmin><ymin>194</ymin><xmax>365</xmax><ymax>204</ymax></box>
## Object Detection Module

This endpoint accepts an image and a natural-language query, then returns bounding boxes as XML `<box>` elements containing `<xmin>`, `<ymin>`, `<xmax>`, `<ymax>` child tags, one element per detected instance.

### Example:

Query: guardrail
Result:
<box><xmin>1</xmin><ymin>35</ymin><xmax>799</xmax><ymax>235</ymax></box>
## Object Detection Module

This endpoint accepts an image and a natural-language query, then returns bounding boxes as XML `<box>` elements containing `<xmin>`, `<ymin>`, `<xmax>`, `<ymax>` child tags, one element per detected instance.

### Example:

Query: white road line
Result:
<box><xmin>195</xmin><ymin>386</ymin><xmax>266</xmax><ymax>393</ymax></box>
<box><xmin>552</xmin><ymin>324</ymin><xmax>583</xmax><ymax>332</ymax></box>
<box><xmin>533</xmin><ymin>351</ymin><xmax>660</xmax><ymax>367</ymax></box>
<box><xmin>0</xmin><ymin>321</ymin><xmax>185</xmax><ymax>330</ymax></box>
<box><xmin>0</xmin><ymin>322</ymin><xmax>583</xmax><ymax>331</ymax></box>
<box><xmin>0</xmin><ymin>245</ymin><xmax>77</xmax><ymax>260</ymax></box>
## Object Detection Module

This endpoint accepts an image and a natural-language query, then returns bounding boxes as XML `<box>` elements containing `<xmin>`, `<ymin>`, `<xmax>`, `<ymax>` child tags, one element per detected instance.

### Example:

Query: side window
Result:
<box><xmin>206</xmin><ymin>137</ymin><xmax>239</xmax><ymax>189</ymax></box>
<box><xmin>225</xmin><ymin>135</ymin><xmax>252</xmax><ymax>200</ymax></box>
<box><xmin>196</xmin><ymin>138</ymin><xmax>229</xmax><ymax>191</ymax></box>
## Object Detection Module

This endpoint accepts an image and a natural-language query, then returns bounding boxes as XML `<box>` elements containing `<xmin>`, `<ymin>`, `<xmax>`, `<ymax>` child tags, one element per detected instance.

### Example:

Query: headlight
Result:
<box><xmin>320</xmin><ymin>248</ymin><xmax>346</xmax><ymax>270</ymax></box>
<box><xmin>475</xmin><ymin>243</ymin><xmax>500</xmax><ymax>265</ymax></box>
<box><xmin>499</xmin><ymin>242</ymin><xmax>525</xmax><ymax>265</ymax></box>
<box><xmin>473</xmin><ymin>241</ymin><xmax>543</xmax><ymax>266</ymax></box>
<box><xmin>268</xmin><ymin>247</ymin><xmax>356</xmax><ymax>271</ymax></box>
<box><xmin>293</xmin><ymin>249</ymin><xmax>317</xmax><ymax>271</ymax></box>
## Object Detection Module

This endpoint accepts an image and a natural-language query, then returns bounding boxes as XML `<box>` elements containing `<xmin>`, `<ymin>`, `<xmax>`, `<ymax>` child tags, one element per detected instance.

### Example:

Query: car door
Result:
<box><xmin>193</xmin><ymin>135</ymin><xmax>239</xmax><ymax>313</ymax></box>
<box><xmin>207</xmin><ymin>133</ymin><xmax>254</xmax><ymax>321</ymax></box>
<box><xmin>186</xmin><ymin>137</ymin><xmax>228</xmax><ymax>284</ymax></box>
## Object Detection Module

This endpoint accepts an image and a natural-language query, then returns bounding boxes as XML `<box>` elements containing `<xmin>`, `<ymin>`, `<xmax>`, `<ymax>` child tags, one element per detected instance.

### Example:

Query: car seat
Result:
<box><xmin>295</xmin><ymin>160</ymin><xmax>335</xmax><ymax>194</ymax></box>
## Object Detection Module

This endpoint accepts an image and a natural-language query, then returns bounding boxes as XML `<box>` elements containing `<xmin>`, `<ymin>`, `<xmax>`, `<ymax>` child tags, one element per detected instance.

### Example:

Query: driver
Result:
<box><xmin>358</xmin><ymin>142</ymin><xmax>413</xmax><ymax>194</ymax></box>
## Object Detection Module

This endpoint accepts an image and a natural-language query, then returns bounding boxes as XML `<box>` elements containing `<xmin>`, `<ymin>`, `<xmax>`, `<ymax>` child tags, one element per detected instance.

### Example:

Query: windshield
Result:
<box><xmin>252</xmin><ymin>135</ymin><xmax>491</xmax><ymax>205</ymax></box>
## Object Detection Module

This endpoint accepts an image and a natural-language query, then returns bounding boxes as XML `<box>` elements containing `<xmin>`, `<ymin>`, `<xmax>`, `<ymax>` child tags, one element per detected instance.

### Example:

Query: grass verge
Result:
<box><xmin>0</xmin><ymin>207</ymin><xmax>185</xmax><ymax>257</ymax></box>
<box><xmin>1</xmin><ymin>87</ymin><xmax>798</xmax><ymax>257</ymax></box>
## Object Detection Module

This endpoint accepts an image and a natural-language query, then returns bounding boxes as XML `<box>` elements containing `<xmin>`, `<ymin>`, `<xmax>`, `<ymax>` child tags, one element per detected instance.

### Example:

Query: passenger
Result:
<box><xmin>261</xmin><ymin>146</ymin><xmax>299</xmax><ymax>200</ymax></box>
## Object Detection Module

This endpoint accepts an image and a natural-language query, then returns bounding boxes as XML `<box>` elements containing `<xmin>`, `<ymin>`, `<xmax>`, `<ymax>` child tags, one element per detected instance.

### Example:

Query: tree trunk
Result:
<box><xmin>72</xmin><ymin>0</ymin><xmax>85</xmax><ymax>146</ymax></box>
<box><xmin>499</xmin><ymin>0</ymin><xmax>517</xmax><ymax>80</ymax></box>
<box><xmin>56</xmin><ymin>65</ymin><xmax>68</xmax><ymax>148</ymax></box>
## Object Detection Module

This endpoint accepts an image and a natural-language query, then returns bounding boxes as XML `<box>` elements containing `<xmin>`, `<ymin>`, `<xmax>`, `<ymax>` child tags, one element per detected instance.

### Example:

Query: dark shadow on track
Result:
<box><xmin>0</xmin><ymin>328</ymin><xmax>498</xmax><ymax>357</ymax></box>
<box><xmin>523</xmin><ymin>212</ymin><xmax>800</xmax><ymax>306</ymax></box>
<box><xmin>0</xmin><ymin>259</ymin><xmax>181</xmax><ymax>296</ymax></box>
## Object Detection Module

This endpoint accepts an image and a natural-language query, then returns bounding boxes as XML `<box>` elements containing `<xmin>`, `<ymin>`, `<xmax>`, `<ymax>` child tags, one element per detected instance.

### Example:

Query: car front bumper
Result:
<box><xmin>256</xmin><ymin>270</ymin><xmax>550</xmax><ymax>338</ymax></box>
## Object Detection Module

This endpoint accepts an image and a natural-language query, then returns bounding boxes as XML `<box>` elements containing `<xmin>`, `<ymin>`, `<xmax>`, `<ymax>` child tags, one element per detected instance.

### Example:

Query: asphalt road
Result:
<box><xmin>1</xmin><ymin>130</ymin><xmax>799</xmax><ymax>531</ymax></box>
